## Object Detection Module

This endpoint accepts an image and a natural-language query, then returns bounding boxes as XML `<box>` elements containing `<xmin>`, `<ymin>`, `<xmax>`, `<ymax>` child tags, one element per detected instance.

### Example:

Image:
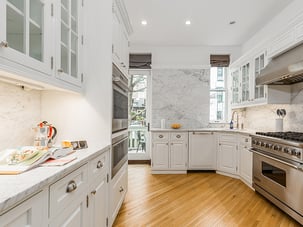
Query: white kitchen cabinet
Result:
<box><xmin>230</xmin><ymin>68</ymin><xmax>241</xmax><ymax>106</ymax></box>
<box><xmin>151</xmin><ymin>131</ymin><xmax>188</xmax><ymax>173</ymax></box>
<box><xmin>110</xmin><ymin>161</ymin><xmax>128</xmax><ymax>226</ymax></box>
<box><xmin>0</xmin><ymin>190</ymin><xmax>48</xmax><ymax>227</ymax></box>
<box><xmin>240</xmin><ymin>62</ymin><xmax>251</xmax><ymax>103</ymax></box>
<box><xmin>239</xmin><ymin>135</ymin><xmax>252</xmax><ymax>187</ymax></box>
<box><xmin>54</xmin><ymin>0</ymin><xmax>83</xmax><ymax>87</ymax></box>
<box><xmin>217</xmin><ymin>133</ymin><xmax>238</xmax><ymax>176</ymax></box>
<box><xmin>188</xmin><ymin>131</ymin><xmax>216</xmax><ymax>170</ymax></box>
<box><xmin>0</xmin><ymin>0</ymin><xmax>52</xmax><ymax>76</ymax></box>
<box><xmin>112</xmin><ymin>0</ymin><xmax>132</xmax><ymax>76</ymax></box>
<box><xmin>253</xmin><ymin>52</ymin><xmax>267</xmax><ymax>103</ymax></box>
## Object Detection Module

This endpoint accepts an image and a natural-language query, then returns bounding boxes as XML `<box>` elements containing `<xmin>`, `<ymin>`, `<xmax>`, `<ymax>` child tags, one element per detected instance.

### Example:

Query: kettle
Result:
<box><xmin>34</xmin><ymin>121</ymin><xmax>57</xmax><ymax>148</ymax></box>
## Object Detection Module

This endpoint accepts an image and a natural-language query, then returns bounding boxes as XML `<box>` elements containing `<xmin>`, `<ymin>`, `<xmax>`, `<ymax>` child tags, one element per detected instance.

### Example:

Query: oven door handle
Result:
<box><xmin>112</xmin><ymin>136</ymin><xmax>128</xmax><ymax>147</ymax></box>
<box><xmin>250</xmin><ymin>148</ymin><xmax>301</xmax><ymax>170</ymax></box>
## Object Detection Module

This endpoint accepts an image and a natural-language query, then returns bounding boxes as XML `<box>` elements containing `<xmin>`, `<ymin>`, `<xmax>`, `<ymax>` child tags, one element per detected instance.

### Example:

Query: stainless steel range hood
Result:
<box><xmin>256</xmin><ymin>43</ymin><xmax>303</xmax><ymax>85</ymax></box>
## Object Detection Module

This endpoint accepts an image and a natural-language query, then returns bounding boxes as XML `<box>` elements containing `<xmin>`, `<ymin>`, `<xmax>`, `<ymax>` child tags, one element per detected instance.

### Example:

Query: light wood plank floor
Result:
<box><xmin>113</xmin><ymin>165</ymin><xmax>300</xmax><ymax>227</ymax></box>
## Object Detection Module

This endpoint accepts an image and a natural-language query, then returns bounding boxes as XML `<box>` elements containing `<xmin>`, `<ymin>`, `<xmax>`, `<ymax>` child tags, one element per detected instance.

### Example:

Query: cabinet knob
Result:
<box><xmin>96</xmin><ymin>160</ymin><xmax>104</xmax><ymax>169</ymax></box>
<box><xmin>176</xmin><ymin>135</ymin><xmax>181</xmax><ymax>138</ymax></box>
<box><xmin>159</xmin><ymin>135</ymin><xmax>163</xmax><ymax>138</ymax></box>
<box><xmin>57</xmin><ymin>68</ymin><xmax>64</xmax><ymax>73</ymax></box>
<box><xmin>119</xmin><ymin>186</ymin><xmax>124</xmax><ymax>193</ymax></box>
<box><xmin>91</xmin><ymin>190</ymin><xmax>97</xmax><ymax>195</ymax></box>
<box><xmin>0</xmin><ymin>41</ymin><xmax>8</xmax><ymax>48</ymax></box>
<box><xmin>66</xmin><ymin>180</ymin><xmax>77</xmax><ymax>193</ymax></box>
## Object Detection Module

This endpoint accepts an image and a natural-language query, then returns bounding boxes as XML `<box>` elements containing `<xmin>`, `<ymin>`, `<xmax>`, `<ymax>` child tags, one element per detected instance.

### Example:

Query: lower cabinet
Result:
<box><xmin>217</xmin><ymin>133</ymin><xmax>238</xmax><ymax>175</ymax></box>
<box><xmin>239</xmin><ymin>135</ymin><xmax>253</xmax><ymax>186</ymax></box>
<box><xmin>110</xmin><ymin>161</ymin><xmax>128</xmax><ymax>226</ymax></box>
<box><xmin>151</xmin><ymin>131</ymin><xmax>188</xmax><ymax>173</ymax></box>
<box><xmin>0</xmin><ymin>190</ymin><xmax>48</xmax><ymax>227</ymax></box>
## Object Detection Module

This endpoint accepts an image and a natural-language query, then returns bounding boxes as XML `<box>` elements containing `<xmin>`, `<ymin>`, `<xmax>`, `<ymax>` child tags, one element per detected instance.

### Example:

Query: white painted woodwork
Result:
<box><xmin>110</xmin><ymin>162</ymin><xmax>128</xmax><ymax>226</ymax></box>
<box><xmin>0</xmin><ymin>190</ymin><xmax>48</xmax><ymax>227</ymax></box>
<box><xmin>170</xmin><ymin>141</ymin><xmax>187</xmax><ymax>170</ymax></box>
<box><xmin>152</xmin><ymin>142</ymin><xmax>169</xmax><ymax>169</ymax></box>
<box><xmin>188</xmin><ymin>132</ymin><xmax>216</xmax><ymax>170</ymax></box>
<box><xmin>239</xmin><ymin>136</ymin><xmax>253</xmax><ymax>186</ymax></box>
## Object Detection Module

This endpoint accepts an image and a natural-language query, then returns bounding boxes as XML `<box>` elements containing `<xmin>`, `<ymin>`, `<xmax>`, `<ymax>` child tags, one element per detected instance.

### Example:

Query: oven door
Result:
<box><xmin>112</xmin><ymin>133</ymin><xmax>128</xmax><ymax>178</ymax></box>
<box><xmin>252</xmin><ymin>149</ymin><xmax>303</xmax><ymax>216</ymax></box>
<box><xmin>112</xmin><ymin>84</ymin><xmax>128</xmax><ymax>133</ymax></box>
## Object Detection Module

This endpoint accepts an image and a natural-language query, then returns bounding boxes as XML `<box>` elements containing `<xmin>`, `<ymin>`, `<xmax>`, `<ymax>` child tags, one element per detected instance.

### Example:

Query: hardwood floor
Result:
<box><xmin>113</xmin><ymin>165</ymin><xmax>300</xmax><ymax>227</ymax></box>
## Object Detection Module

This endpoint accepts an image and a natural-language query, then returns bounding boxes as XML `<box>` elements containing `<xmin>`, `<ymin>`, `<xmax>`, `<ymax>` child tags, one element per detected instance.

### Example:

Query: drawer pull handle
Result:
<box><xmin>66</xmin><ymin>180</ymin><xmax>77</xmax><ymax>193</ymax></box>
<box><xmin>119</xmin><ymin>186</ymin><xmax>124</xmax><ymax>193</ymax></box>
<box><xmin>159</xmin><ymin>135</ymin><xmax>163</xmax><ymax>138</ymax></box>
<box><xmin>97</xmin><ymin>160</ymin><xmax>103</xmax><ymax>169</ymax></box>
<box><xmin>57</xmin><ymin>68</ymin><xmax>64</xmax><ymax>73</ymax></box>
<box><xmin>91</xmin><ymin>190</ymin><xmax>97</xmax><ymax>195</ymax></box>
<box><xmin>176</xmin><ymin>135</ymin><xmax>181</xmax><ymax>138</ymax></box>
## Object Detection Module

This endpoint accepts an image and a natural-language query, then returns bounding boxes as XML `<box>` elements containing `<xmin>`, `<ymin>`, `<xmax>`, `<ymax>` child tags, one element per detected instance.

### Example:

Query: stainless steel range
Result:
<box><xmin>251</xmin><ymin>132</ymin><xmax>303</xmax><ymax>225</ymax></box>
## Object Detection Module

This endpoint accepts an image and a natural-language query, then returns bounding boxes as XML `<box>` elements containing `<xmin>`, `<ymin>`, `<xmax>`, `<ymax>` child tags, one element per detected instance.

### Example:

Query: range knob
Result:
<box><xmin>266</xmin><ymin>143</ymin><xmax>273</xmax><ymax>149</ymax></box>
<box><xmin>283</xmin><ymin>147</ymin><xmax>290</xmax><ymax>153</ymax></box>
<box><xmin>252</xmin><ymin>140</ymin><xmax>257</xmax><ymax>145</ymax></box>
<box><xmin>261</xmin><ymin>142</ymin><xmax>265</xmax><ymax>147</ymax></box>
<box><xmin>273</xmin><ymin>145</ymin><xmax>281</xmax><ymax>151</ymax></box>
<box><xmin>256</xmin><ymin>141</ymin><xmax>261</xmax><ymax>146</ymax></box>
<box><xmin>291</xmin><ymin>149</ymin><xmax>301</xmax><ymax>158</ymax></box>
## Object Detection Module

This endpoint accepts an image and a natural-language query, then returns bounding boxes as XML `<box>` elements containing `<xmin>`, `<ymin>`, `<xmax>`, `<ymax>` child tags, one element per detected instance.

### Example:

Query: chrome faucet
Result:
<box><xmin>231</xmin><ymin>110</ymin><xmax>239</xmax><ymax>129</ymax></box>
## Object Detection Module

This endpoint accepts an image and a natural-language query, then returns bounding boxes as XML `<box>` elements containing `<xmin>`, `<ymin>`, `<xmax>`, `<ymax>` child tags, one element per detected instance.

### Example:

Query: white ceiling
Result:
<box><xmin>124</xmin><ymin>0</ymin><xmax>294</xmax><ymax>46</ymax></box>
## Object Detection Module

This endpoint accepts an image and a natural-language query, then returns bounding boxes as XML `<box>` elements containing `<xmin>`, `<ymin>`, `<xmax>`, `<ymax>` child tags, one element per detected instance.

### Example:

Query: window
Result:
<box><xmin>209</xmin><ymin>67</ymin><xmax>227</xmax><ymax>122</ymax></box>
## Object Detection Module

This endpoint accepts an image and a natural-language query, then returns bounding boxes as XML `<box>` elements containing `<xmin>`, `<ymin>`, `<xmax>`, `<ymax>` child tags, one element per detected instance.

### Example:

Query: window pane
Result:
<box><xmin>210</xmin><ymin>67</ymin><xmax>225</xmax><ymax>89</ymax></box>
<box><xmin>210</xmin><ymin>91</ymin><xmax>225</xmax><ymax>122</ymax></box>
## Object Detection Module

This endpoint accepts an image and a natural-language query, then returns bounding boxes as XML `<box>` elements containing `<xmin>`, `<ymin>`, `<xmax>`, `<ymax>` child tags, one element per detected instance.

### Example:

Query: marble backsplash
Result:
<box><xmin>0</xmin><ymin>82</ymin><xmax>41</xmax><ymax>151</ymax></box>
<box><xmin>152</xmin><ymin>68</ymin><xmax>210</xmax><ymax>129</ymax></box>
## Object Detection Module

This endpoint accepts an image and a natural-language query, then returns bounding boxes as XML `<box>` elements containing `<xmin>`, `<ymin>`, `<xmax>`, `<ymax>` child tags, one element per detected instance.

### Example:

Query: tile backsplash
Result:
<box><xmin>152</xmin><ymin>68</ymin><xmax>210</xmax><ymax>129</ymax></box>
<box><xmin>0</xmin><ymin>82</ymin><xmax>41</xmax><ymax>151</ymax></box>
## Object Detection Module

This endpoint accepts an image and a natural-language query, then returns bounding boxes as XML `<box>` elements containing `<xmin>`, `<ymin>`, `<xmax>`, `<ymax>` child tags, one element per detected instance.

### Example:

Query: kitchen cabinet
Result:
<box><xmin>54</xmin><ymin>0</ymin><xmax>83</xmax><ymax>87</ymax></box>
<box><xmin>188</xmin><ymin>131</ymin><xmax>216</xmax><ymax>170</ymax></box>
<box><xmin>0</xmin><ymin>0</ymin><xmax>52</xmax><ymax>76</ymax></box>
<box><xmin>240</xmin><ymin>62</ymin><xmax>251</xmax><ymax>103</ymax></box>
<box><xmin>110</xmin><ymin>161</ymin><xmax>128</xmax><ymax>226</ymax></box>
<box><xmin>217</xmin><ymin>133</ymin><xmax>238</xmax><ymax>176</ymax></box>
<box><xmin>151</xmin><ymin>131</ymin><xmax>188</xmax><ymax>173</ymax></box>
<box><xmin>0</xmin><ymin>190</ymin><xmax>48</xmax><ymax>227</ymax></box>
<box><xmin>239</xmin><ymin>135</ymin><xmax>252</xmax><ymax>187</ymax></box>
<box><xmin>253</xmin><ymin>52</ymin><xmax>267</xmax><ymax>103</ymax></box>
<box><xmin>88</xmin><ymin>151</ymin><xmax>109</xmax><ymax>227</ymax></box>
<box><xmin>112</xmin><ymin>0</ymin><xmax>132</xmax><ymax>76</ymax></box>
<box><xmin>230</xmin><ymin>68</ymin><xmax>241</xmax><ymax>105</ymax></box>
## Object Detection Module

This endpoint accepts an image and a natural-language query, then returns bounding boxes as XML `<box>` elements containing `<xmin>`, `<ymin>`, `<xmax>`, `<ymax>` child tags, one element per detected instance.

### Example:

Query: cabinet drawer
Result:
<box><xmin>49</xmin><ymin>164</ymin><xmax>88</xmax><ymax>218</ymax></box>
<box><xmin>218</xmin><ymin>133</ymin><xmax>237</xmax><ymax>143</ymax></box>
<box><xmin>239</xmin><ymin>136</ymin><xmax>251</xmax><ymax>146</ymax></box>
<box><xmin>170</xmin><ymin>132</ymin><xmax>188</xmax><ymax>141</ymax></box>
<box><xmin>89</xmin><ymin>150</ymin><xmax>108</xmax><ymax>181</ymax></box>
<box><xmin>152</xmin><ymin>132</ymin><xmax>169</xmax><ymax>142</ymax></box>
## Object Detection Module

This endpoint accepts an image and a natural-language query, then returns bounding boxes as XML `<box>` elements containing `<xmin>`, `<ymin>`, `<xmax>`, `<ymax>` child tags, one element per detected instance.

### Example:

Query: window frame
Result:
<box><xmin>209</xmin><ymin>67</ymin><xmax>228</xmax><ymax>124</ymax></box>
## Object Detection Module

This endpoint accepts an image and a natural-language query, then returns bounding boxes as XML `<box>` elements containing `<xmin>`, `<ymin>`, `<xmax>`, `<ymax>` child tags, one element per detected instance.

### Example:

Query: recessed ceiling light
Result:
<box><xmin>141</xmin><ymin>20</ymin><xmax>147</xmax><ymax>26</ymax></box>
<box><xmin>185</xmin><ymin>20</ymin><xmax>191</xmax><ymax>25</ymax></box>
<box><xmin>229</xmin><ymin>21</ymin><xmax>236</xmax><ymax>25</ymax></box>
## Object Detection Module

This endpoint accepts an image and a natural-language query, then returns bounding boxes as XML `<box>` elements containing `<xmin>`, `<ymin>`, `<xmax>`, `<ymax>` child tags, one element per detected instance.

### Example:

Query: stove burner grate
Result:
<box><xmin>256</xmin><ymin>131</ymin><xmax>303</xmax><ymax>142</ymax></box>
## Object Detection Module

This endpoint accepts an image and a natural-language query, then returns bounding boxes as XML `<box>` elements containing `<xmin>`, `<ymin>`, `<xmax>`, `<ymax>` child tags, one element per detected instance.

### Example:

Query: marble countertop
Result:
<box><xmin>150</xmin><ymin>128</ymin><xmax>256</xmax><ymax>135</ymax></box>
<box><xmin>0</xmin><ymin>145</ymin><xmax>110</xmax><ymax>215</ymax></box>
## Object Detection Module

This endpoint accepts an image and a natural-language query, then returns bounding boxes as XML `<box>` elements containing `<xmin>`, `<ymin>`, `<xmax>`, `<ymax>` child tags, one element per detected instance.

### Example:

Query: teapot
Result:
<box><xmin>34</xmin><ymin>121</ymin><xmax>57</xmax><ymax>148</ymax></box>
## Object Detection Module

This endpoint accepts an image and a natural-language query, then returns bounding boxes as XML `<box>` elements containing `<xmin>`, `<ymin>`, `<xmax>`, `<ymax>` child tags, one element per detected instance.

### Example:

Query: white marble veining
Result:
<box><xmin>152</xmin><ymin>68</ymin><xmax>210</xmax><ymax>129</ymax></box>
<box><xmin>0</xmin><ymin>82</ymin><xmax>41</xmax><ymax>151</ymax></box>
<box><xmin>151</xmin><ymin>128</ymin><xmax>255</xmax><ymax>136</ymax></box>
<box><xmin>0</xmin><ymin>146</ymin><xmax>110</xmax><ymax>214</ymax></box>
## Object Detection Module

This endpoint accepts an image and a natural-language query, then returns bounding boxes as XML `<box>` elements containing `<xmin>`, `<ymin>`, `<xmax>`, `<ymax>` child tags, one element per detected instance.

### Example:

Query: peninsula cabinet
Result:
<box><xmin>217</xmin><ymin>133</ymin><xmax>238</xmax><ymax>176</ymax></box>
<box><xmin>0</xmin><ymin>0</ymin><xmax>84</xmax><ymax>92</ymax></box>
<box><xmin>0</xmin><ymin>190</ymin><xmax>48</xmax><ymax>227</ymax></box>
<box><xmin>239</xmin><ymin>135</ymin><xmax>253</xmax><ymax>187</ymax></box>
<box><xmin>151</xmin><ymin>131</ymin><xmax>188</xmax><ymax>173</ymax></box>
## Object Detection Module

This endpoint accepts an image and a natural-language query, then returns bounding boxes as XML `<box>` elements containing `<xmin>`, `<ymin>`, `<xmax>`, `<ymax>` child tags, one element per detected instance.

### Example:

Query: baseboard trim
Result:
<box><xmin>128</xmin><ymin>160</ymin><xmax>151</xmax><ymax>165</ymax></box>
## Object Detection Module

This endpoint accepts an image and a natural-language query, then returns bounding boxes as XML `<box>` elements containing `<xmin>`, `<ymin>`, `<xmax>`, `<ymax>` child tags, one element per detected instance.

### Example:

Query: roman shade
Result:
<box><xmin>210</xmin><ymin>55</ymin><xmax>230</xmax><ymax>67</ymax></box>
<box><xmin>129</xmin><ymin>54</ymin><xmax>152</xmax><ymax>69</ymax></box>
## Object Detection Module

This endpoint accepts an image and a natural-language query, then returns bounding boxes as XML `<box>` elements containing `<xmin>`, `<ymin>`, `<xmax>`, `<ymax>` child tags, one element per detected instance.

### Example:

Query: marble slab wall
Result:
<box><xmin>0</xmin><ymin>82</ymin><xmax>41</xmax><ymax>151</ymax></box>
<box><xmin>241</xmin><ymin>85</ymin><xmax>303</xmax><ymax>132</ymax></box>
<box><xmin>152</xmin><ymin>68</ymin><xmax>210</xmax><ymax>129</ymax></box>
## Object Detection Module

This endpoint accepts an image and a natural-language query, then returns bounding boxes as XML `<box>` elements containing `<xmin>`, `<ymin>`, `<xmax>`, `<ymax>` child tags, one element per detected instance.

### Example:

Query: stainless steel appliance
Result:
<box><xmin>251</xmin><ymin>132</ymin><xmax>303</xmax><ymax>224</ymax></box>
<box><xmin>256</xmin><ymin>43</ymin><xmax>303</xmax><ymax>85</ymax></box>
<box><xmin>112</xmin><ymin>63</ymin><xmax>129</xmax><ymax>133</ymax></box>
<box><xmin>111</xmin><ymin>131</ymin><xmax>128</xmax><ymax>178</ymax></box>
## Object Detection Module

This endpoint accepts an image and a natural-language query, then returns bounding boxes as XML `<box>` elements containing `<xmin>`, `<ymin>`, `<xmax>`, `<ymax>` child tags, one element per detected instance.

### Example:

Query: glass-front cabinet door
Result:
<box><xmin>0</xmin><ymin>0</ymin><xmax>51</xmax><ymax>75</ymax></box>
<box><xmin>231</xmin><ymin>68</ymin><xmax>240</xmax><ymax>105</ymax></box>
<box><xmin>254</xmin><ymin>52</ymin><xmax>267</xmax><ymax>102</ymax></box>
<box><xmin>241</xmin><ymin>62</ymin><xmax>250</xmax><ymax>103</ymax></box>
<box><xmin>54</xmin><ymin>0</ymin><xmax>83</xmax><ymax>86</ymax></box>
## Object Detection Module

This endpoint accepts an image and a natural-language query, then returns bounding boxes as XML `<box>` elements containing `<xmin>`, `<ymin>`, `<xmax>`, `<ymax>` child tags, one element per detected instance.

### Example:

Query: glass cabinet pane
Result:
<box><xmin>8</xmin><ymin>0</ymin><xmax>24</xmax><ymax>12</ymax></box>
<box><xmin>29</xmin><ymin>23</ymin><xmax>42</xmax><ymax>61</ymax></box>
<box><xmin>30</xmin><ymin>0</ymin><xmax>42</xmax><ymax>27</ymax></box>
<box><xmin>71</xmin><ymin>53</ymin><xmax>77</xmax><ymax>77</ymax></box>
<box><xmin>6</xmin><ymin>5</ymin><xmax>25</xmax><ymax>53</ymax></box>
<box><xmin>61</xmin><ymin>23</ymin><xmax>69</xmax><ymax>46</ymax></box>
<box><xmin>61</xmin><ymin>45</ymin><xmax>69</xmax><ymax>73</ymax></box>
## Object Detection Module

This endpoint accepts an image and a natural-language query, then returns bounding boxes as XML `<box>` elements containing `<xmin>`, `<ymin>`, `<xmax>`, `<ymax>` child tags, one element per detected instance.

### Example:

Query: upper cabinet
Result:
<box><xmin>0</xmin><ymin>0</ymin><xmax>52</xmax><ymax>75</ymax></box>
<box><xmin>0</xmin><ymin>0</ymin><xmax>84</xmax><ymax>92</ymax></box>
<box><xmin>112</xmin><ymin>0</ymin><xmax>132</xmax><ymax>76</ymax></box>
<box><xmin>54</xmin><ymin>0</ymin><xmax>83</xmax><ymax>87</ymax></box>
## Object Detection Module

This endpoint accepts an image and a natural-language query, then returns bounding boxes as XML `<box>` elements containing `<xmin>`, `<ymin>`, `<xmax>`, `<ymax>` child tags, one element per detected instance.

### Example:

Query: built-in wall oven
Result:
<box><xmin>111</xmin><ymin>131</ymin><xmax>128</xmax><ymax>178</ymax></box>
<box><xmin>251</xmin><ymin>132</ymin><xmax>303</xmax><ymax>225</ymax></box>
<box><xmin>112</xmin><ymin>63</ymin><xmax>128</xmax><ymax>133</ymax></box>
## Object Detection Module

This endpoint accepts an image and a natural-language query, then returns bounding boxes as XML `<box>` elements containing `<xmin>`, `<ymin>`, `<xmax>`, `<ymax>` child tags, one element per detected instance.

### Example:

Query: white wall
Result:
<box><xmin>130</xmin><ymin>45</ymin><xmax>241</xmax><ymax>68</ymax></box>
<box><xmin>41</xmin><ymin>0</ymin><xmax>112</xmax><ymax>151</ymax></box>
<box><xmin>0</xmin><ymin>82</ymin><xmax>40</xmax><ymax>151</ymax></box>
<box><xmin>242</xmin><ymin>0</ymin><xmax>303</xmax><ymax>54</ymax></box>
